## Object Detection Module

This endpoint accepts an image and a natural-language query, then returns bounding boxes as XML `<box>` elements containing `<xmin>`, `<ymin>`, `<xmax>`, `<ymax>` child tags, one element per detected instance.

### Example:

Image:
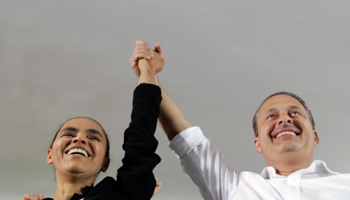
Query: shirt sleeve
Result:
<box><xmin>116</xmin><ymin>83</ymin><xmax>162</xmax><ymax>200</ymax></box>
<box><xmin>169</xmin><ymin>127</ymin><xmax>239</xmax><ymax>200</ymax></box>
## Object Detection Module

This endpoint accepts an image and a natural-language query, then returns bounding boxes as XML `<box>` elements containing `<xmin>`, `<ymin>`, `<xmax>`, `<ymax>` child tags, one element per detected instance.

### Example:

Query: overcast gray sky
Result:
<box><xmin>1</xmin><ymin>1</ymin><xmax>350</xmax><ymax>199</ymax></box>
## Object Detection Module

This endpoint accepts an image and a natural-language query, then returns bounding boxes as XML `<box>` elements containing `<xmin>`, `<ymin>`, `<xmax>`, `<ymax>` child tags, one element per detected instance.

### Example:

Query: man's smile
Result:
<box><xmin>275</xmin><ymin>131</ymin><xmax>296</xmax><ymax>139</ymax></box>
<box><xmin>270</xmin><ymin>125</ymin><xmax>301</xmax><ymax>139</ymax></box>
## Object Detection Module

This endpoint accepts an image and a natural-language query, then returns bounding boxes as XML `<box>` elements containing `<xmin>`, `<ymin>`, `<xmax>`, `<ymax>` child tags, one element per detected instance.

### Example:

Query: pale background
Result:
<box><xmin>1</xmin><ymin>1</ymin><xmax>350</xmax><ymax>199</ymax></box>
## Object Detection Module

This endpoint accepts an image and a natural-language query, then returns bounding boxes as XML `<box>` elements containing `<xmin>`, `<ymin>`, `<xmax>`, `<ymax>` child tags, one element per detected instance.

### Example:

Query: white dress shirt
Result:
<box><xmin>169</xmin><ymin>126</ymin><xmax>350</xmax><ymax>200</ymax></box>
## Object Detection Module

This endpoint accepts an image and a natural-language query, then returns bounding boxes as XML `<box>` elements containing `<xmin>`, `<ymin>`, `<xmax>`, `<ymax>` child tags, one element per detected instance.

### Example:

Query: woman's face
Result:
<box><xmin>47</xmin><ymin>118</ymin><xmax>110</xmax><ymax>177</ymax></box>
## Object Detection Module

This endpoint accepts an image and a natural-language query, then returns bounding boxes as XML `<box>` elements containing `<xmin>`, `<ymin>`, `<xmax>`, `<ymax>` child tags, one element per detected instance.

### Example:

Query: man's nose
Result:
<box><xmin>73</xmin><ymin>133</ymin><xmax>86</xmax><ymax>144</ymax></box>
<box><xmin>277</xmin><ymin>113</ymin><xmax>293</xmax><ymax>126</ymax></box>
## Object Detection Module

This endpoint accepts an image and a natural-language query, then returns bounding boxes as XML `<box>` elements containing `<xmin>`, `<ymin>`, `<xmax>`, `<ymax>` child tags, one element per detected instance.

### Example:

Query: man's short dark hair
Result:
<box><xmin>252</xmin><ymin>92</ymin><xmax>315</xmax><ymax>137</ymax></box>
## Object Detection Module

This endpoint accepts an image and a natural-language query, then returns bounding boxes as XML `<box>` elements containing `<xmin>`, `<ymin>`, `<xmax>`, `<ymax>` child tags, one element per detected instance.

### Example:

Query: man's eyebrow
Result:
<box><xmin>265</xmin><ymin>108</ymin><xmax>278</xmax><ymax>114</ymax></box>
<box><xmin>289</xmin><ymin>105</ymin><xmax>302</xmax><ymax>110</ymax></box>
<box><xmin>86</xmin><ymin>129</ymin><xmax>103</xmax><ymax>138</ymax></box>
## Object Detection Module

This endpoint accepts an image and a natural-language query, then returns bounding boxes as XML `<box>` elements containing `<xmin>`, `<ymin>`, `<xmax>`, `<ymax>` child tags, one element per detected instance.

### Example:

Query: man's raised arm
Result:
<box><xmin>157</xmin><ymin>87</ymin><xmax>192</xmax><ymax>141</ymax></box>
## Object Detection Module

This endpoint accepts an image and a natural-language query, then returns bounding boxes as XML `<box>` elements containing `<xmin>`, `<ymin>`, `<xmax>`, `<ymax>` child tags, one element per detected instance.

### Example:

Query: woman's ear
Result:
<box><xmin>101</xmin><ymin>157</ymin><xmax>110</xmax><ymax>172</ymax></box>
<box><xmin>47</xmin><ymin>149</ymin><xmax>53</xmax><ymax>165</ymax></box>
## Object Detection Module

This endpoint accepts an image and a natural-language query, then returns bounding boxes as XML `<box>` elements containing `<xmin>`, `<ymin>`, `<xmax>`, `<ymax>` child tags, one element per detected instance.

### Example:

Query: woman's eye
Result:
<box><xmin>89</xmin><ymin>136</ymin><xmax>100</xmax><ymax>141</ymax></box>
<box><xmin>63</xmin><ymin>133</ymin><xmax>75</xmax><ymax>137</ymax></box>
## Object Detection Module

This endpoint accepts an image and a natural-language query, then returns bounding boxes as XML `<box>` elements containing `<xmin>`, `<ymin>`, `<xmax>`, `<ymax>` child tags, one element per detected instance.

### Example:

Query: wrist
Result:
<box><xmin>138</xmin><ymin>69</ymin><xmax>157</xmax><ymax>85</ymax></box>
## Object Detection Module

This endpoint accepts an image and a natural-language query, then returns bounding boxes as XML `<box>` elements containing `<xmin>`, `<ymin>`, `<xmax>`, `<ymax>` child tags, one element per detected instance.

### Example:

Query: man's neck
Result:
<box><xmin>267</xmin><ymin>153</ymin><xmax>314</xmax><ymax>176</ymax></box>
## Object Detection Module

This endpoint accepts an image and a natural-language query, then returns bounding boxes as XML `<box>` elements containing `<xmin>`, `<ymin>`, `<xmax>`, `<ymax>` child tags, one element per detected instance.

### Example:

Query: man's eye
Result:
<box><xmin>291</xmin><ymin>111</ymin><xmax>300</xmax><ymax>116</ymax></box>
<box><xmin>266</xmin><ymin>115</ymin><xmax>275</xmax><ymax>120</ymax></box>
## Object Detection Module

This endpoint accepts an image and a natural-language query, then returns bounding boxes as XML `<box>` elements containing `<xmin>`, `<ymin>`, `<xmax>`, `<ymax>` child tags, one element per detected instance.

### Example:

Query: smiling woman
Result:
<box><xmin>49</xmin><ymin>117</ymin><xmax>110</xmax><ymax>161</ymax></box>
<box><xmin>22</xmin><ymin>47</ymin><xmax>165</xmax><ymax>200</ymax></box>
<box><xmin>47</xmin><ymin>117</ymin><xmax>111</xmax><ymax>183</ymax></box>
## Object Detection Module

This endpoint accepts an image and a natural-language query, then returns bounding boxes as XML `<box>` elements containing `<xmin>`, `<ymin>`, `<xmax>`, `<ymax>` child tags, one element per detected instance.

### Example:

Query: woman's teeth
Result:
<box><xmin>67</xmin><ymin>148</ymin><xmax>89</xmax><ymax>157</ymax></box>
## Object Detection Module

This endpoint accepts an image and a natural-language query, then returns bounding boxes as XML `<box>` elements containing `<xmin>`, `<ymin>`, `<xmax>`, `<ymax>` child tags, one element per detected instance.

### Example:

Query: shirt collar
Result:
<box><xmin>261</xmin><ymin>160</ymin><xmax>339</xmax><ymax>179</ymax></box>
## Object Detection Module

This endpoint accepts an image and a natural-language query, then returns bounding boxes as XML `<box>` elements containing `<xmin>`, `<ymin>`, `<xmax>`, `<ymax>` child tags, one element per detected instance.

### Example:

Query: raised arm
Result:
<box><xmin>157</xmin><ymin>87</ymin><xmax>192</xmax><ymax>141</ymax></box>
<box><xmin>116</xmin><ymin>44</ymin><xmax>166</xmax><ymax>199</ymax></box>
<box><xmin>130</xmin><ymin>40</ymin><xmax>192</xmax><ymax>141</ymax></box>
<box><xmin>131</xmin><ymin>41</ymin><xmax>239</xmax><ymax>200</ymax></box>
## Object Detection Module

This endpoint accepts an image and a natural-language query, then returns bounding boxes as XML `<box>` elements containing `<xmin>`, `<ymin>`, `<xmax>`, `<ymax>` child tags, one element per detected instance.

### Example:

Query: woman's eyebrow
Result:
<box><xmin>61</xmin><ymin>127</ymin><xmax>78</xmax><ymax>132</ymax></box>
<box><xmin>60</xmin><ymin>127</ymin><xmax>103</xmax><ymax>138</ymax></box>
<box><xmin>86</xmin><ymin>129</ymin><xmax>103</xmax><ymax>138</ymax></box>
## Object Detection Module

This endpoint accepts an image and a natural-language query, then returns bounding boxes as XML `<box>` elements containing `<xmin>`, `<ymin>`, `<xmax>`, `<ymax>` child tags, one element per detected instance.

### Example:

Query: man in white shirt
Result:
<box><xmin>131</xmin><ymin>41</ymin><xmax>350</xmax><ymax>200</ymax></box>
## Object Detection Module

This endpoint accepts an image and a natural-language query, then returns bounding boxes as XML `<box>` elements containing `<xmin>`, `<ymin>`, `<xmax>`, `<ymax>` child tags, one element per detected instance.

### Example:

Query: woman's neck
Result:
<box><xmin>54</xmin><ymin>172</ymin><xmax>96</xmax><ymax>200</ymax></box>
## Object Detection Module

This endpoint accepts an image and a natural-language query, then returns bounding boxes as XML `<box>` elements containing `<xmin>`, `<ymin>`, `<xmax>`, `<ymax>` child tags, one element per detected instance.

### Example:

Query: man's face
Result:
<box><xmin>47</xmin><ymin>118</ymin><xmax>110</xmax><ymax>176</ymax></box>
<box><xmin>254</xmin><ymin>95</ymin><xmax>319</xmax><ymax>162</ymax></box>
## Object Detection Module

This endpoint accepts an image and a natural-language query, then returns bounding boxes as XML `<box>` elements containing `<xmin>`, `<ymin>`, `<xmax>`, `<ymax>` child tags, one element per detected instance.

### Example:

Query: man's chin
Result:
<box><xmin>277</xmin><ymin>142</ymin><xmax>299</xmax><ymax>152</ymax></box>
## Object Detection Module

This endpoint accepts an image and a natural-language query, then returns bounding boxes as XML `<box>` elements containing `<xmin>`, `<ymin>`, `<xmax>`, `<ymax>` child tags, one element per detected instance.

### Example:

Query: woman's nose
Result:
<box><xmin>73</xmin><ymin>133</ymin><xmax>86</xmax><ymax>144</ymax></box>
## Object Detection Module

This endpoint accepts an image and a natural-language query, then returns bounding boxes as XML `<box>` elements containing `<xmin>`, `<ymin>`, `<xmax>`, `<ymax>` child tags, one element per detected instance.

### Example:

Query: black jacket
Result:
<box><xmin>44</xmin><ymin>84</ymin><xmax>162</xmax><ymax>200</ymax></box>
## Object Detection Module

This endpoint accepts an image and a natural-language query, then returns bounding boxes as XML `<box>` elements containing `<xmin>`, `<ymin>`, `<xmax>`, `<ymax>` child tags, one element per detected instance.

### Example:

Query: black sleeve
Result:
<box><xmin>116</xmin><ymin>83</ymin><xmax>162</xmax><ymax>200</ymax></box>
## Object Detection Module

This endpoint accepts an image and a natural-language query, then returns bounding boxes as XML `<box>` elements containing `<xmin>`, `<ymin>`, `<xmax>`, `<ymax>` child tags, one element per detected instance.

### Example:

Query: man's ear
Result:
<box><xmin>101</xmin><ymin>158</ymin><xmax>110</xmax><ymax>173</ymax></box>
<box><xmin>47</xmin><ymin>149</ymin><xmax>53</xmax><ymax>165</ymax></box>
<box><xmin>254</xmin><ymin>137</ymin><xmax>262</xmax><ymax>153</ymax></box>
<box><xmin>314</xmin><ymin>131</ymin><xmax>319</xmax><ymax>147</ymax></box>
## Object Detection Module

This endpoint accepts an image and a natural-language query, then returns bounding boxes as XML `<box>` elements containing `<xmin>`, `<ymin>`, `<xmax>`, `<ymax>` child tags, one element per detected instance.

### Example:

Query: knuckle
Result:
<box><xmin>136</xmin><ymin>40</ymin><xmax>146</xmax><ymax>45</ymax></box>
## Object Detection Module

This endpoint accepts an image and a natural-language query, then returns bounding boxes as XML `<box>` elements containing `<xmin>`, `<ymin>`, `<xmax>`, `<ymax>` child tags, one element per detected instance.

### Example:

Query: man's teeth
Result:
<box><xmin>67</xmin><ymin>148</ymin><xmax>89</xmax><ymax>157</ymax></box>
<box><xmin>276</xmin><ymin>131</ymin><xmax>296</xmax><ymax>139</ymax></box>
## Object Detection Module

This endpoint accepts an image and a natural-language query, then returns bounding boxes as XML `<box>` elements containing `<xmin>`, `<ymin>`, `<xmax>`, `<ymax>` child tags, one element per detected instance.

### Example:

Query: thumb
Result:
<box><xmin>154</xmin><ymin>43</ymin><xmax>163</xmax><ymax>56</ymax></box>
<box><xmin>161</xmin><ymin>58</ymin><xmax>166</xmax><ymax>67</ymax></box>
